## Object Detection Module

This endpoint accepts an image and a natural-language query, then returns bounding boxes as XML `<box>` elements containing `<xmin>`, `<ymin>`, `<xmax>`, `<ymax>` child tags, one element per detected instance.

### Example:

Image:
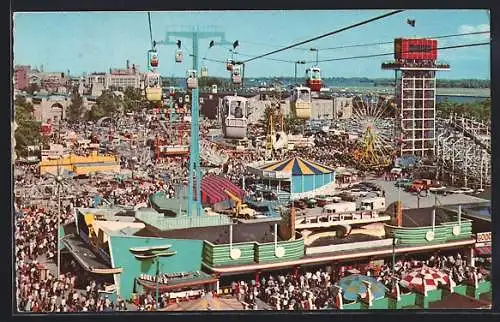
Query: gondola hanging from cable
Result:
<box><xmin>290</xmin><ymin>86</ymin><xmax>312</xmax><ymax>120</ymax></box>
<box><xmin>175</xmin><ymin>40</ymin><xmax>183</xmax><ymax>63</ymax></box>
<box><xmin>305</xmin><ymin>66</ymin><xmax>322</xmax><ymax>92</ymax></box>
<box><xmin>220</xmin><ymin>95</ymin><xmax>248</xmax><ymax>139</ymax></box>
<box><xmin>201</xmin><ymin>66</ymin><xmax>209</xmax><ymax>77</ymax></box>
<box><xmin>148</xmin><ymin>49</ymin><xmax>159</xmax><ymax>68</ymax></box>
<box><xmin>145</xmin><ymin>71</ymin><xmax>162</xmax><ymax>102</ymax></box>
<box><xmin>226</xmin><ymin>59</ymin><xmax>234</xmax><ymax>71</ymax></box>
<box><xmin>186</xmin><ymin>70</ymin><xmax>198</xmax><ymax>89</ymax></box>
<box><xmin>232</xmin><ymin>65</ymin><xmax>242</xmax><ymax>85</ymax></box>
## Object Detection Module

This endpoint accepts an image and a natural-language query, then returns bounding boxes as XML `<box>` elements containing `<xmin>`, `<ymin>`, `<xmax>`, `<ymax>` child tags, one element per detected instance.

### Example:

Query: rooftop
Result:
<box><xmin>136</xmin><ymin>220</ymin><xmax>283</xmax><ymax>244</ymax></box>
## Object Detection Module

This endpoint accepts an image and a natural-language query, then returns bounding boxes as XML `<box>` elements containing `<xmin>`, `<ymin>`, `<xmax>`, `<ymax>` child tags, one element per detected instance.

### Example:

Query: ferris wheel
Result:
<box><xmin>349</xmin><ymin>93</ymin><xmax>397</xmax><ymax>168</ymax></box>
<box><xmin>351</xmin><ymin>94</ymin><xmax>395</xmax><ymax>141</ymax></box>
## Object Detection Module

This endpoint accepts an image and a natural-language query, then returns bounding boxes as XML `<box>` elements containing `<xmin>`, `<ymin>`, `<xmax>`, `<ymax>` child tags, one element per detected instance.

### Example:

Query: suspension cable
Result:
<box><xmin>147</xmin><ymin>12</ymin><xmax>154</xmax><ymax>49</ymax></box>
<box><xmin>312</xmin><ymin>42</ymin><xmax>490</xmax><ymax>63</ymax></box>
<box><xmin>242</xmin><ymin>10</ymin><xmax>404</xmax><ymax>64</ymax></box>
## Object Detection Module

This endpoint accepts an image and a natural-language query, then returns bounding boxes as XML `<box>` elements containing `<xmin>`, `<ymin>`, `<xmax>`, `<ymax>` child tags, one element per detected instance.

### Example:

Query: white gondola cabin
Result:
<box><xmin>290</xmin><ymin>86</ymin><xmax>312</xmax><ymax>119</ymax></box>
<box><xmin>144</xmin><ymin>71</ymin><xmax>162</xmax><ymax>102</ymax></box>
<box><xmin>305</xmin><ymin>67</ymin><xmax>322</xmax><ymax>92</ymax></box>
<box><xmin>148</xmin><ymin>50</ymin><xmax>159</xmax><ymax>68</ymax></box>
<box><xmin>226</xmin><ymin>59</ymin><xmax>234</xmax><ymax>71</ymax></box>
<box><xmin>184</xmin><ymin>94</ymin><xmax>190</xmax><ymax>103</ymax></box>
<box><xmin>200</xmin><ymin>66</ymin><xmax>208</xmax><ymax>77</ymax></box>
<box><xmin>232</xmin><ymin>65</ymin><xmax>242</xmax><ymax>85</ymax></box>
<box><xmin>186</xmin><ymin>70</ymin><xmax>198</xmax><ymax>89</ymax></box>
<box><xmin>175</xmin><ymin>49</ymin><xmax>183</xmax><ymax>63</ymax></box>
<box><xmin>220</xmin><ymin>95</ymin><xmax>248</xmax><ymax>139</ymax></box>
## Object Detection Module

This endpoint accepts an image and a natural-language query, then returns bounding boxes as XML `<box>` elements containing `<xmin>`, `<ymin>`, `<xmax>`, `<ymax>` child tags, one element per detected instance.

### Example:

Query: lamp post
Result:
<box><xmin>155</xmin><ymin>256</ymin><xmax>160</xmax><ymax>311</ymax></box>
<box><xmin>294</xmin><ymin>61</ymin><xmax>306</xmax><ymax>85</ymax></box>
<box><xmin>310</xmin><ymin>48</ymin><xmax>319</xmax><ymax>65</ymax></box>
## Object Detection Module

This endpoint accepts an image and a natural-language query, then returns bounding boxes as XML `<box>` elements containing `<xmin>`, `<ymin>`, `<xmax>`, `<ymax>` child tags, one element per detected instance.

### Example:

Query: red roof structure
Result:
<box><xmin>197</xmin><ymin>175</ymin><xmax>244</xmax><ymax>205</ymax></box>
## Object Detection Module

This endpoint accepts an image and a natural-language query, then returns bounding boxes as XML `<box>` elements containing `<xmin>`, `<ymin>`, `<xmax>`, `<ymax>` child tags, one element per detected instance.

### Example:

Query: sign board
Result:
<box><xmin>476</xmin><ymin>232</ymin><xmax>491</xmax><ymax>243</ymax></box>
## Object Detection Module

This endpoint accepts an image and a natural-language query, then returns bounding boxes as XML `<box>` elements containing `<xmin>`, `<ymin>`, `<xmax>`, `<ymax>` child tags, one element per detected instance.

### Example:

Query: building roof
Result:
<box><xmin>137</xmin><ymin>220</ymin><xmax>283</xmax><ymax>244</ymax></box>
<box><xmin>259</xmin><ymin>157</ymin><xmax>335</xmax><ymax>175</ymax></box>
<box><xmin>199</xmin><ymin>175</ymin><xmax>244</xmax><ymax>205</ymax></box>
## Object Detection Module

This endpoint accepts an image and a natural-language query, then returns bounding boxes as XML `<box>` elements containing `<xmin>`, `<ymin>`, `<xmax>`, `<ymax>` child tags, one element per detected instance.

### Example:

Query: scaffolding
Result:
<box><xmin>435</xmin><ymin>116</ymin><xmax>491</xmax><ymax>188</ymax></box>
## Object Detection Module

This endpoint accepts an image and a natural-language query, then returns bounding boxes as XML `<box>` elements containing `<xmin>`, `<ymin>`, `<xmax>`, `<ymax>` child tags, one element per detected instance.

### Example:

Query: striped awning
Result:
<box><xmin>259</xmin><ymin>157</ymin><xmax>334</xmax><ymax>175</ymax></box>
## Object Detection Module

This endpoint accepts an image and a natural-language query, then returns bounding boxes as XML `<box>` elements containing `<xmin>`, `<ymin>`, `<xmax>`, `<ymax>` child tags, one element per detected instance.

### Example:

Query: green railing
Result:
<box><xmin>203</xmin><ymin>237</ymin><xmax>305</xmax><ymax>267</ymax></box>
<box><xmin>384</xmin><ymin>219</ymin><xmax>472</xmax><ymax>246</ymax></box>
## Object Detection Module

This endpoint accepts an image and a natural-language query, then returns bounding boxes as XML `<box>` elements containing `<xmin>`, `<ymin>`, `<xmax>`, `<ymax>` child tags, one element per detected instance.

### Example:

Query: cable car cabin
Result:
<box><xmin>226</xmin><ymin>60</ymin><xmax>234</xmax><ymax>71</ymax></box>
<box><xmin>168</xmin><ymin>86</ymin><xmax>176</xmax><ymax>97</ymax></box>
<box><xmin>175</xmin><ymin>49</ymin><xmax>183</xmax><ymax>63</ymax></box>
<box><xmin>200</xmin><ymin>66</ymin><xmax>208</xmax><ymax>77</ymax></box>
<box><xmin>184</xmin><ymin>94</ymin><xmax>190</xmax><ymax>103</ymax></box>
<box><xmin>290</xmin><ymin>86</ymin><xmax>312</xmax><ymax>119</ymax></box>
<box><xmin>211</xmin><ymin>84</ymin><xmax>218</xmax><ymax>94</ymax></box>
<box><xmin>148</xmin><ymin>50</ymin><xmax>159</xmax><ymax>68</ymax></box>
<box><xmin>220</xmin><ymin>95</ymin><xmax>248</xmax><ymax>139</ymax></box>
<box><xmin>232</xmin><ymin>66</ymin><xmax>242</xmax><ymax>85</ymax></box>
<box><xmin>306</xmin><ymin>67</ymin><xmax>322</xmax><ymax>92</ymax></box>
<box><xmin>144</xmin><ymin>72</ymin><xmax>162</xmax><ymax>102</ymax></box>
<box><xmin>186</xmin><ymin>70</ymin><xmax>198</xmax><ymax>89</ymax></box>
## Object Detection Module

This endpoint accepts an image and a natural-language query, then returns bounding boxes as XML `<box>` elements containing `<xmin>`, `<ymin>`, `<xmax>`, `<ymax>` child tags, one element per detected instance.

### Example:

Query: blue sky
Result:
<box><xmin>13</xmin><ymin>10</ymin><xmax>490</xmax><ymax>79</ymax></box>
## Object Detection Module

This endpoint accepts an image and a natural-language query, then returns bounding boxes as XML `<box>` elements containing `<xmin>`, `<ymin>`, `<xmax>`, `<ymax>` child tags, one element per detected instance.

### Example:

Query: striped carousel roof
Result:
<box><xmin>259</xmin><ymin>157</ymin><xmax>335</xmax><ymax>175</ymax></box>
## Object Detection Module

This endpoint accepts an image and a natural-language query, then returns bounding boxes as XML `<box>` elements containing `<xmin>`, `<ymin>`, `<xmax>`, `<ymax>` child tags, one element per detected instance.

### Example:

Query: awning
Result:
<box><xmin>475</xmin><ymin>246</ymin><xmax>491</xmax><ymax>257</ymax></box>
<box><xmin>136</xmin><ymin>275</ymin><xmax>218</xmax><ymax>292</ymax></box>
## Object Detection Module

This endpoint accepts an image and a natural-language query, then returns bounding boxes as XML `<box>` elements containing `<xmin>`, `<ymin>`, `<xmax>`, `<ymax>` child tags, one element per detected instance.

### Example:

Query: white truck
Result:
<box><xmin>360</xmin><ymin>197</ymin><xmax>386</xmax><ymax>211</ymax></box>
<box><xmin>322</xmin><ymin>201</ymin><xmax>357</xmax><ymax>214</ymax></box>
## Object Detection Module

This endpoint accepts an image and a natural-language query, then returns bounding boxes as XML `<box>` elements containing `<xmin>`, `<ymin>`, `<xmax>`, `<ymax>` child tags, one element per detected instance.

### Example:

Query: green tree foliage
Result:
<box><xmin>436</xmin><ymin>98</ymin><xmax>490</xmax><ymax>122</ymax></box>
<box><xmin>123</xmin><ymin>86</ymin><xmax>143</xmax><ymax>113</ymax></box>
<box><xmin>66</xmin><ymin>87</ymin><xmax>85</xmax><ymax>123</ymax></box>
<box><xmin>88</xmin><ymin>90</ymin><xmax>122</xmax><ymax>121</ymax></box>
<box><xmin>14</xmin><ymin>95</ymin><xmax>41</xmax><ymax>156</ymax></box>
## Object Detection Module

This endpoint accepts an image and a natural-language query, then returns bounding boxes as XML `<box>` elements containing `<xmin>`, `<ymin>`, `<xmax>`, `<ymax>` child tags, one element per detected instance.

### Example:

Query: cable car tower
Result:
<box><xmin>156</xmin><ymin>26</ymin><xmax>234</xmax><ymax>217</ymax></box>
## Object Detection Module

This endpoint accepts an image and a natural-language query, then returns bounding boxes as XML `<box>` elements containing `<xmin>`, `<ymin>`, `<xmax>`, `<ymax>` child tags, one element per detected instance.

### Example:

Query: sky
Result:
<box><xmin>13</xmin><ymin>10</ymin><xmax>490</xmax><ymax>79</ymax></box>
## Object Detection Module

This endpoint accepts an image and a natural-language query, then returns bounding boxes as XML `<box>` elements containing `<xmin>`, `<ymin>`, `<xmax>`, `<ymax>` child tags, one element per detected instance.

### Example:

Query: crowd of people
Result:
<box><xmin>230</xmin><ymin>252</ymin><xmax>492</xmax><ymax>311</ymax></box>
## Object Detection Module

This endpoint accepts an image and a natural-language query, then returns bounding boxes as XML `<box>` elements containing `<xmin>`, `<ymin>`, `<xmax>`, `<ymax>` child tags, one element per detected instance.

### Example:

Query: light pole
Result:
<box><xmin>310</xmin><ymin>48</ymin><xmax>319</xmax><ymax>65</ymax></box>
<box><xmin>294</xmin><ymin>61</ymin><xmax>306</xmax><ymax>85</ymax></box>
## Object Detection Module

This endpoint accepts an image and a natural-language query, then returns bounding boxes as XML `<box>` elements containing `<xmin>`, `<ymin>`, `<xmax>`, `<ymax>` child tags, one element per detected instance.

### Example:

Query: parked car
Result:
<box><xmin>293</xmin><ymin>199</ymin><xmax>307</xmax><ymax>209</ymax></box>
<box><xmin>450</xmin><ymin>187</ymin><xmax>474</xmax><ymax>194</ymax></box>
<box><xmin>395</xmin><ymin>178</ymin><xmax>412</xmax><ymax>188</ymax></box>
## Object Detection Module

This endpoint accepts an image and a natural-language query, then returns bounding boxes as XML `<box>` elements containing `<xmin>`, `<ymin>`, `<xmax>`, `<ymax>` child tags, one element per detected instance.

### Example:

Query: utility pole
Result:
<box><xmin>294</xmin><ymin>61</ymin><xmax>306</xmax><ymax>85</ymax></box>
<box><xmin>157</xmin><ymin>27</ymin><xmax>233</xmax><ymax>217</ymax></box>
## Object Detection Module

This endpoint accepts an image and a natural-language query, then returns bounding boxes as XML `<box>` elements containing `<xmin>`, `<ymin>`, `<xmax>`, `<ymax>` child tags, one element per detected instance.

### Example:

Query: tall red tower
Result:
<box><xmin>382</xmin><ymin>38</ymin><xmax>450</xmax><ymax>159</ymax></box>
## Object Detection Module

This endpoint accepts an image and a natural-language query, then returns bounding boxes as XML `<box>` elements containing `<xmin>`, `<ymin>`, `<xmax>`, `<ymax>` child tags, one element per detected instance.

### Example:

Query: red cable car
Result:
<box><xmin>305</xmin><ymin>66</ymin><xmax>322</xmax><ymax>92</ymax></box>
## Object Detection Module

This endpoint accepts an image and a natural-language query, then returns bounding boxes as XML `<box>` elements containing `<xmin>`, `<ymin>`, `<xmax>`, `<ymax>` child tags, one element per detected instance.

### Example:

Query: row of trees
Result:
<box><xmin>374</xmin><ymin>78</ymin><xmax>490</xmax><ymax>88</ymax></box>
<box><xmin>436</xmin><ymin>98</ymin><xmax>491</xmax><ymax>122</ymax></box>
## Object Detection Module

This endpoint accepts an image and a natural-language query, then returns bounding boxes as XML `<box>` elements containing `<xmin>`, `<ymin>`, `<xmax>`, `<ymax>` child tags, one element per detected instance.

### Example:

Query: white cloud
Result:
<box><xmin>457</xmin><ymin>24</ymin><xmax>490</xmax><ymax>42</ymax></box>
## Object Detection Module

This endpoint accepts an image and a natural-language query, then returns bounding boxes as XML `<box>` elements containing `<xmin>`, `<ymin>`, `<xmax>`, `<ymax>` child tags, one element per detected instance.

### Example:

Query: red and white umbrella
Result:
<box><xmin>400</xmin><ymin>266</ymin><xmax>450</xmax><ymax>293</ymax></box>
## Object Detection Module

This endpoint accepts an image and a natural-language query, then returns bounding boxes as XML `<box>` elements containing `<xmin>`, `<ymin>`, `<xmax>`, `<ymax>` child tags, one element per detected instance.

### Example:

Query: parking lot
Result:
<box><xmin>365</xmin><ymin>178</ymin><xmax>488</xmax><ymax>210</ymax></box>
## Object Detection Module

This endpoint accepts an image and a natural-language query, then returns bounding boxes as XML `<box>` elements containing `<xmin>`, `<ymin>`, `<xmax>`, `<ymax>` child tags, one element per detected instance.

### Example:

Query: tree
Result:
<box><xmin>88</xmin><ymin>90</ymin><xmax>122</xmax><ymax>121</ymax></box>
<box><xmin>123</xmin><ymin>86</ymin><xmax>143</xmax><ymax>113</ymax></box>
<box><xmin>14</xmin><ymin>96</ymin><xmax>41</xmax><ymax>156</ymax></box>
<box><xmin>66</xmin><ymin>87</ymin><xmax>85</xmax><ymax>122</ymax></box>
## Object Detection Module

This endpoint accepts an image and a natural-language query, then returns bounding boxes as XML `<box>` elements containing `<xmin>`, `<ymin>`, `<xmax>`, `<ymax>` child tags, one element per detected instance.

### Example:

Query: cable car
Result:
<box><xmin>290</xmin><ymin>86</ymin><xmax>312</xmax><ymax>120</ymax></box>
<box><xmin>211</xmin><ymin>84</ymin><xmax>218</xmax><ymax>94</ymax></box>
<box><xmin>175</xmin><ymin>49</ymin><xmax>183</xmax><ymax>63</ymax></box>
<box><xmin>220</xmin><ymin>95</ymin><xmax>248</xmax><ymax>139</ymax></box>
<box><xmin>148</xmin><ymin>50</ymin><xmax>159</xmax><ymax>68</ymax></box>
<box><xmin>232</xmin><ymin>65</ymin><xmax>242</xmax><ymax>85</ymax></box>
<box><xmin>168</xmin><ymin>86</ymin><xmax>176</xmax><ymax>97</ymax></box>
<box><xmin>186</xmin><ymin>70</ymin><xmax>198</xmax><ymax>89</ymax></box>
<box><xmin>200</xmin><ymin>66</ymin><xmax>208</xmax><ymax>77</ymax></box>
<box><xmin>226</xmin><ymin>59</ymin><xmax>234</xmax><ymax>71</ymax></box>
<box><xmin>305</xmin><ymin>67</ymin><xmax>322</xmax><ymax>92</ymax></box>
<box><xmin>144</xmin><ymin>71</ymin><xmax>162</xmax><ymax>102</ymax></box>
<box><xmin>184</xmin><ymin>94</ymin><xmax>190</xmax><ymax>103</ymax></box>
